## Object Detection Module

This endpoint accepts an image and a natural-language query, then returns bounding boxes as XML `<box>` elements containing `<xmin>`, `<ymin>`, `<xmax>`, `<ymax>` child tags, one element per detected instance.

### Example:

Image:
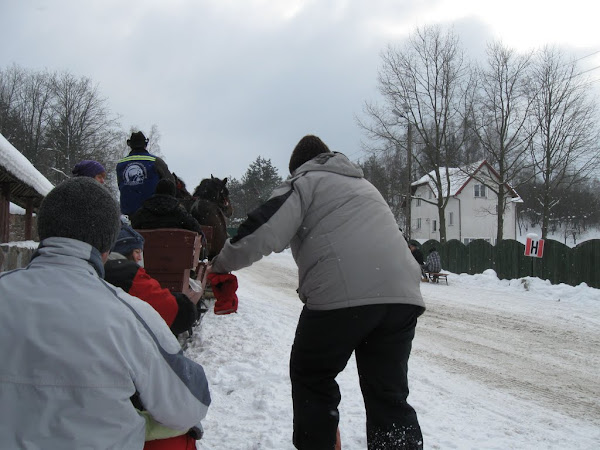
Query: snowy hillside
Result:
<box><xmin>187</xmin><ymin>250</ymin><xmax>600</xmax><ymax>450</ymax></box>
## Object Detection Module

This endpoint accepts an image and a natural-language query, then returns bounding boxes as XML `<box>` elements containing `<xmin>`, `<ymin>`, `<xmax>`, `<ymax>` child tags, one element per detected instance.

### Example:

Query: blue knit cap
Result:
<box><xmin>112</xmin><ymin>225</ymin><xmax>144</xmax><ymax>256</ymax></box>
<box><xmin>72</xmin><ymin>160</ymin><xmax>106</xmax><ymax>178</ymax></box>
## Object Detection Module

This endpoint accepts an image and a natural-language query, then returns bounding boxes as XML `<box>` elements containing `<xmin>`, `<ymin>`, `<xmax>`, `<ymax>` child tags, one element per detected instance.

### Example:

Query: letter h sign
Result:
<box><xmin>525</xmin><ymin>237</ymin><xmax>545</xmax><ymax>258</ymax></box>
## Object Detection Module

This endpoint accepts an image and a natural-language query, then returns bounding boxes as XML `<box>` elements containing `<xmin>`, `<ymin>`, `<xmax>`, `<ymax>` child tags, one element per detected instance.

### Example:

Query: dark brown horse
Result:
<box><xmin>175</xmin><ymin>174</ymin><xmax>232</xmax><ymax>260</ymax></box>
<box><xmin>173</xmin><ymin>172</ymin><xmax>195</xmax><ymax>210</ymax></box>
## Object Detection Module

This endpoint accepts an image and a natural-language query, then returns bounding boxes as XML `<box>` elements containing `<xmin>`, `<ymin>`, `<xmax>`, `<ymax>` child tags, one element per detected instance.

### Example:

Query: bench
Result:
<box><xmin>427</xmin><ymin>272</ymin><xmax>449</xmax><ymax>285</ymax></box>
<box><xmin>136</xmin><ymin>228</ymin><xmax>208</xmax><ymax>304</ymax></box>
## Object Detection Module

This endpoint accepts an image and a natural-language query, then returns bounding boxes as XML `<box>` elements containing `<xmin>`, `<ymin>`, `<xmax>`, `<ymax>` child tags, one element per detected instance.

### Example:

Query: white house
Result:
<box><xmin>409</xmin><ymin>160</ymin><xmax>522</xmax><ymax>244</ymax></box>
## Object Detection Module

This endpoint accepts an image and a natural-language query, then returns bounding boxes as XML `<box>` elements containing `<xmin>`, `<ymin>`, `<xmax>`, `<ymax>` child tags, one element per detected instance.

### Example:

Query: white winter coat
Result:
<box><xmin>0</xmin><ymin>237</ymin><xmax>210</xmax><ymax>449</ymax></box>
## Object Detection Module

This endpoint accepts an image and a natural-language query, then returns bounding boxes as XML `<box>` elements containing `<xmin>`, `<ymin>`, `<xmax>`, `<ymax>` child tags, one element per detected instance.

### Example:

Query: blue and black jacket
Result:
<box><xmin>116</xmin><ymin>150</ymin><xmax>173</xmax><ymax>216</ymax></box>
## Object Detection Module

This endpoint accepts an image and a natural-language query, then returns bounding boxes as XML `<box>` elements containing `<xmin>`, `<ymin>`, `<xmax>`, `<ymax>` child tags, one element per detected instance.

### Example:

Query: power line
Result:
<box><xmin>573</xmin><ymin>49</ymin><xmax>600</xmax><ymax>63</ymax></box>
<box><xmin>578</xmin><ymin>64</ymin><xmax>600</xmax><ymax>76</ymax></box>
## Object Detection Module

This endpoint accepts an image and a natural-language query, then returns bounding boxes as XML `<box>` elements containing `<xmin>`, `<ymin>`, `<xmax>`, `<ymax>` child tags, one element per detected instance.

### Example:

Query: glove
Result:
<box><xmin>207</xmin><ymin>273</ymin><xmax>239</xmax><ymax>315</ymax></box>
<box><xmin>170</xmin><ymin>292</ymin><xmax>198</xmax><ymax>334</ymax></box>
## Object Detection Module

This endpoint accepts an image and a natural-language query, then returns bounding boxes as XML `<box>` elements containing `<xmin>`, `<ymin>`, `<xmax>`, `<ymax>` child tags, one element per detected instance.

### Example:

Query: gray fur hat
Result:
<box><xmin>289</xmin><ymin>135</ymin><xmax>332</xmax><ymax>174</ymax></box>
<box><xmin>37</xmin><ymin>177</ymin><xmax>121</xmax><ymax>253</ymax></box>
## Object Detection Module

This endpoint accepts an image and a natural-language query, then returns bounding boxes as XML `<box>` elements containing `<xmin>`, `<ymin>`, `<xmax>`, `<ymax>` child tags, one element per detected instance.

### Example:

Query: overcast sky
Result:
<box><xmin>2</xmin><ymin>0</ymin><xmax>599</xmax><ymax>186</ymax></box>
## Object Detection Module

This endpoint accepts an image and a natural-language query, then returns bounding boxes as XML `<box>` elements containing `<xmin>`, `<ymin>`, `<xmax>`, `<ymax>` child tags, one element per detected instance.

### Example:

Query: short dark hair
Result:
<box><xmin>288</xmin><ymin>135</ymin><xmax>332</xmax><ymax>174</ymax></box>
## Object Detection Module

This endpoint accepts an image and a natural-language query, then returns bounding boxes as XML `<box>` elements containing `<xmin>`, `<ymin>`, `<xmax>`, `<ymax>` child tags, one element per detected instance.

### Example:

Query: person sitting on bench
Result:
<box><xmin>423</xmin><ymin>248</ymin><xmax>441</xmax><ymax>281</ymax></box>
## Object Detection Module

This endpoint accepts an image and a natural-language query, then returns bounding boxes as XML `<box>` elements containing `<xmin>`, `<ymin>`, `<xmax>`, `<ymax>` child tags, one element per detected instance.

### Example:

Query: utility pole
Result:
<box><xmin>392</xmin><ymin>107</ymin><xmax>413</xmax><ymax>240</ymax></box>
<box><xmin>406</xmin><ymin>121</ymin><xmax>412</xmax><ymax>240</ymax></box>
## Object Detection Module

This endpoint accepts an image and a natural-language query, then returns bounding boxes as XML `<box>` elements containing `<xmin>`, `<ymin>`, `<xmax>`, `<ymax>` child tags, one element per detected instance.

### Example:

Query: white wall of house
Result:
<box><xmin>410</xmin><ymin>166</ymin><xmax>518</xmax><ymax>244</ymax></box>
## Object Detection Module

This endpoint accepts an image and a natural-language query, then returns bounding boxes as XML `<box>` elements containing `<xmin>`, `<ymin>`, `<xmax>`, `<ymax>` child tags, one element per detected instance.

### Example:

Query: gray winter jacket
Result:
<box><xmin>0</xmin><ymin>237</ymin><xmax>210</xmax><ymax>449</ymax></box>
<box><xmin>212</xmin><ymin>152</ymin><xmax>425</xmax><ymax>311</ymax></box>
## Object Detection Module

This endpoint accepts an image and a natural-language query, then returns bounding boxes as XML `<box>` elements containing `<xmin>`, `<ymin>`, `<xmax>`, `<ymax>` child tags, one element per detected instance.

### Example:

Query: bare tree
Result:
<box><xmin>42</xmin><ymin>71</ymin><xmax>121</xmax><ymax>185</ymax></box>
<box><xmin>362</xmin><ymin>25</ymin><xmax>472</xmax><ymax>242</ymax></box>
<box><xmin>528</xmin><ymin>46</ymin><xmax>600</xmax><ymax>239</ymax></box>
<box><xmin>18</xmin><ymin>70</ymin><xmax>53</xmax><ymax>163</ymax></box>
<box><xmin>0</xmin><ymin>65</ymin><xmax>28</xmax><ymax>146</ymax></box>
<box><xmin>471</xmin><ymin>42</ymin><xmax>537</xmax><ymax>242</ymax></box>
<box><xmin>357</xmin><ymin>101</ymin><xmax>408</xmax><ymax>225</ymax></box>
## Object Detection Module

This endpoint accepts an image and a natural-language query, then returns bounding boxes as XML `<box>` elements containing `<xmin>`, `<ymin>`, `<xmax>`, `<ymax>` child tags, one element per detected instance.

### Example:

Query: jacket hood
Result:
<box><xmin>292</xmin><ymin>152</ymin><xmax>364</xmax><ymax>179</ymax></box>
<box><xmin>31</xmin><ymin>237</ymin><xmax>106</xmax><ymax>278</ymax></box>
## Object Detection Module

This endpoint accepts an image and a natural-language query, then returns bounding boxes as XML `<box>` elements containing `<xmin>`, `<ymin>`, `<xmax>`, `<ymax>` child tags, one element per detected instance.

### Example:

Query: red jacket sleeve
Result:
<box><xmin>129</xmin><ymin>267</ymin><xmax>178</xmax><ymax>326</ymax></box>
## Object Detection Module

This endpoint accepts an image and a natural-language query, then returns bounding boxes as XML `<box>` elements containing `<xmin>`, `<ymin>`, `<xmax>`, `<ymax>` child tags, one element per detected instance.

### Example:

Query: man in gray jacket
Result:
<box><xmin>0</xmin><ymin>177</ymin><xmax>210</xmax><ymax>449</ymax></box>
<box><xmin>211</xmin><ymin>135</ymin><xmax>425</xmax><ymax>449</ymax></box>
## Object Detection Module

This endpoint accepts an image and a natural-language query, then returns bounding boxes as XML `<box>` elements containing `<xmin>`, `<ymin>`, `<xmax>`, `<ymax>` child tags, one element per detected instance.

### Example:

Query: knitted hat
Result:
<box><xmin>37</xmin><ymin>178</ymin><xmax>121</xmax><ymax>253</ymax></box>
<box><xmin>112</xmin><ymin>225</ymin><xmax>145</xmax><ymax>256</ymax></box>
<box><xmin>155</xmin><ymin>178</ymin><xmax>176</xmax><ymax>196</ymax></box>
<box><xmin>289</xmin><ymin>135</ymin><xmax>332</xmax><ymax>174</ymax></box>
<box><xmin>127</xmin><ymin>131</ymin><xmax>148</xmax><ymax>149</ymax></box>
<box><xmin>72</xmin><ymin>160</ymin><xmax>106</xmax><ymax>178</ymax></box>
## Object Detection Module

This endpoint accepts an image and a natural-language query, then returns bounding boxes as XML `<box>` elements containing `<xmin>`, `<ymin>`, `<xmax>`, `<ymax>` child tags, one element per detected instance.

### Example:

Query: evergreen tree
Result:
<box><xmin>229</xmin><ymin>156</ymin><xmax>283</xmax><ymax>224</ymax></box>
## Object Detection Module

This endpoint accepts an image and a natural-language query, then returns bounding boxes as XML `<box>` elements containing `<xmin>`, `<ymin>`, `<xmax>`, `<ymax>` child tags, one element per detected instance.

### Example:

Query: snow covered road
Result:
<box><xmin>415</xmin><ymin>280</ymin><xmax>600</xmax><ymax>426</ymax></box>
<box><xmin>191</xmin><ymin>251</ymin><xmax>600</xmax><ymax>449</ymax></box>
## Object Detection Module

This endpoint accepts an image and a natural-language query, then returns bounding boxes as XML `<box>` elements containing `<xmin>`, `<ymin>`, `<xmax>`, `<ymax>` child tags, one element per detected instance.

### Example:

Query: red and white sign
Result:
<box><xmin>524</xmin><ymin>237</ymin><xmax>545</xmax><ymax>258</ymax></box>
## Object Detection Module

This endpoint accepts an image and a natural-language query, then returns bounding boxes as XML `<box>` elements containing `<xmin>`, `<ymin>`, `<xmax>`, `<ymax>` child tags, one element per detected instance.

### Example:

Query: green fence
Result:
<box><xmin>418</xmin><ymin>238</ymin><xmax>600</xmax><ymax>289</ymax></box>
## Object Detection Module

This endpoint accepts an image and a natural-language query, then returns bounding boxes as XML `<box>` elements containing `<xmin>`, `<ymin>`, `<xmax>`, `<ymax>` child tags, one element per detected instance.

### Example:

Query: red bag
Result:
<box><xmin>144</xmin><ymin>434</ymin><xmax>196</xmax><ymax>450</ymax></box>
<box><xmin>207</xmin><ymin>273</ymin><xmax>239</xmax><ymax>315</ymax></box>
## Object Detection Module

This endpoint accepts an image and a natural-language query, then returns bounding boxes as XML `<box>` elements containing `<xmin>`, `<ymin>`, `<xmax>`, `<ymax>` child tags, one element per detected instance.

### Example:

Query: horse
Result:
<box><xmin>175</xmin><ymin>175</ymin><xmax>233</xmax><ymax>260</ymax></box>
<box><xmin>172</xmin><ymin>172</ymin><xmax>195</xmax><ymax>211</ymax></box>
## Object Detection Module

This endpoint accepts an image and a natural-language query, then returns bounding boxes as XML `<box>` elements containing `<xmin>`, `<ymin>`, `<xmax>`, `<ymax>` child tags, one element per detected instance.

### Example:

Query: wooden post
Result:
<box><xmin>0</xmin><ymin>183</ymin><xmax>10</xmax><ymax>243</ymax></box>
<box><xmin>25</xmin><ymin>198</ymin><xmax>34</xmax><ymax>241</ymax></box>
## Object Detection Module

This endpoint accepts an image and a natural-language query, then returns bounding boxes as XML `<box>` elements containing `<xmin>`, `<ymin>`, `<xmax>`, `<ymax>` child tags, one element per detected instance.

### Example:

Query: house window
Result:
<box><xmin>464</xmin><ymin>237</ymin><xmax>474</xmax><ymax>245</ymax></box>
<box><xmin>474</xmin><ymin>184</ymin><xmax>486</xmax><ymax>198</ymax></box>
<box><xmin>416</xmin><ymin>196</ymin><xmax>422</xmax><ymax>207</ymax></box>
<box><xmin>416</xmin><ymin>218</ymin><xmax>422</xmax><ymax>229</ymax></box>
<box><xmin>432</xmin><ymin>220</ymin><xmax>437</xmax><ymax>232</ymax></box>
<box><xmin>449</xmin><ymin>212</ymin><xmax>454</xmax><ymax>226</ymax></box>
<box><xmin>428</xmin><ymin>190</ymin><xmax>433</xmax><ymax>199</ymax></box>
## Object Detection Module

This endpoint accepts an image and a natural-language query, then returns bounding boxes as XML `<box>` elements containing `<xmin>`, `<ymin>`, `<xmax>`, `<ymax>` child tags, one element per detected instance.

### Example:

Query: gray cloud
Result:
<box><xmin>2</xmin><ymin>0</ymin><xmax>598</xmax><ymax>188</ymax></box>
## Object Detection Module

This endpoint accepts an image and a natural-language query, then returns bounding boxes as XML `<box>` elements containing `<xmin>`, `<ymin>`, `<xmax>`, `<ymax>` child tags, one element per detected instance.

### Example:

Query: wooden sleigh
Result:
<box><xmin>136</xmin><ymin>228</ymin><xmax>210</xmax><ymax>305</ymax></box>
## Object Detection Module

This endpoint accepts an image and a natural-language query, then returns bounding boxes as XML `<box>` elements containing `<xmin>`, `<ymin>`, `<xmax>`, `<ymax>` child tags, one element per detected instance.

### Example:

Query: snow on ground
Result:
<box><xmin>187</xmin><ymin>250</ymin><xmax>600</xmax><ymax>449</ymax></box>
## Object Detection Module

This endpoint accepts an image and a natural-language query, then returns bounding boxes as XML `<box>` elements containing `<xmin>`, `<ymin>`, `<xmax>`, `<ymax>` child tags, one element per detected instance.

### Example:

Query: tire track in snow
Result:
<box><xmin>414</xmin><ymin>285</ymin><xmax>600</xmax><ymax>425</ymax></box>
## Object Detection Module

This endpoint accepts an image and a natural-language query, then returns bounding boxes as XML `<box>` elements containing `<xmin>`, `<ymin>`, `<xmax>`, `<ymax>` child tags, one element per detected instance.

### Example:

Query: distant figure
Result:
<box><xmin>409</xmin><ymin>243</ymin><xmax>424</xmax><ymax>265</ymax></box>
<box><xmin>409</xmin><ymin>243</ymin><xmax>428</xmax><ymax>281</ymax></box>
<box><xmin>72</xmin><ymin>159</ymin><xmax>106</xmax><ymax>184</ymax></box>
<box><xmin>117</xmin><ymin>131</ymin><xmax>175</xmax><ymax>217</ymax></box>
<box><xmin>423</xmin><ymin>247</ymin><xmax>442</xmax><ymax>276</ymax></box>
<box><xmin>131</xmin><ymin>179</ymin><xmax>203</xmax><ymax>234</ymax></box>
<box><xmin>0</xmin><ymin>178</ymin><xmax>210</xmax><ymax>449</ymax></box>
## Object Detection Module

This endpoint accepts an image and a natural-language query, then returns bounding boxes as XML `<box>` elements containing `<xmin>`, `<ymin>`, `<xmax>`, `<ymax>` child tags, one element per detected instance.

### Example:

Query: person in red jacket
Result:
<box><xmin>104</xmin><ymin>224</ymin><xmax>199</xmax><ymax>450</ymax></box>
<box><xmin>105</xmin><ymin>224</ymin><xmax>197</xmax><ymax>336</ymax></box>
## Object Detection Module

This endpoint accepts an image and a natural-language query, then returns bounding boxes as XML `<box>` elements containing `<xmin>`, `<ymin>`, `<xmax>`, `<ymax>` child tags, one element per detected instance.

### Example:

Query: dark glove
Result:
<box><xmin>171</xmin><ymin>292</ymin><xmax>198</xmax><ymax>334</ymax></box>
<box><xmin>188</xmin><ymin>425</ymin><xmax>204</xmax><ymax>440</ymax></box>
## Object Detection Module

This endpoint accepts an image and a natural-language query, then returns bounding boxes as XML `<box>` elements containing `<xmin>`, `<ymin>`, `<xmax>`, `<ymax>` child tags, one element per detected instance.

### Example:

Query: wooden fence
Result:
<box><xmin>418</xmin><ymin>238</ymin><xmax>600</xmax><ymax>289</ymax></box>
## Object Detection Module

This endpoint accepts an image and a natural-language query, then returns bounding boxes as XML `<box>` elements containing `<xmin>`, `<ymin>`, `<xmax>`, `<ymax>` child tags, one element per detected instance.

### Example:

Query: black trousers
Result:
<box><xmin>290</xmin><ymin>303</ymin><xmax>424</xmax><ymax>450</ymax></box>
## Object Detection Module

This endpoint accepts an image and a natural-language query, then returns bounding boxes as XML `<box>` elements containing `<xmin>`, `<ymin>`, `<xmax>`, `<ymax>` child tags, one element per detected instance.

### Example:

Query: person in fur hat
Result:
<box><xmin>0</xmin><ymin>178</ymin><xmax>210</xmax><ymax>449</ymax></box>
<box><xmin>117</xmin><ymin>131</ymin><xmax>175</xmax><ymax>217</ymax></box>
<box><xmin>209</xmin><ymin>135</ymin><xmax>425</xmax><ymax>449</ymax></box>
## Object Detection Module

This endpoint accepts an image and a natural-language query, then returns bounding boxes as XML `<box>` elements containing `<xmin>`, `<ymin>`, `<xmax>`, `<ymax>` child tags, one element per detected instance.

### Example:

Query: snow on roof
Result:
<box><xmin>9</xmin><ymin>203</ymin><xmax>26</xmax><ymax>215</ymax></box>
<box><xmin>412</xmin><ymin>160</ymin><xmax>520</xmax><ymax>199</ymax></box>
<box><xmin>0</xmin><ymin>132</ymin><xmax>53</xmax><ymax>197</ymax></box>
<box><xmin>412</xmin><ymin>161</ymin><xmax>481</xmax><ymax>197</ymax></box>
